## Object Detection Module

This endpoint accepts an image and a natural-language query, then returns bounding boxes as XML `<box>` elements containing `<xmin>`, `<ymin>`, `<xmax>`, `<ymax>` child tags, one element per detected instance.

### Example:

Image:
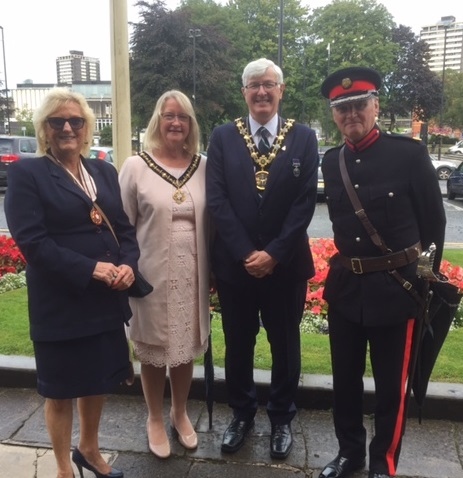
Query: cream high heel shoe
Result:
<box><xmin>170</xmin><ymin>411</ymin><xmax>198</xmax><ymax>450</ymax></box>
<box><xmin>146</xmin><ymin>420</ymin><xmax>170</xmax><ymax>459</ymax></box>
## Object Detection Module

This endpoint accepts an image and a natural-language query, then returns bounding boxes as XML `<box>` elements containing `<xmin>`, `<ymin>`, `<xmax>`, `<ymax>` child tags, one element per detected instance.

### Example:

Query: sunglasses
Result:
<box><xmin>47</xmin><ymin>117</ymin><xmax>86</xmax><ymax>130</ymax></box>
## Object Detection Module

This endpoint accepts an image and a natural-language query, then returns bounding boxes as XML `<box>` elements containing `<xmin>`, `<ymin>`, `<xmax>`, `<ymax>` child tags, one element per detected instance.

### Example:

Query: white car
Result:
<box><xmin>448</xmin><ymin>140</ymin><xmax>463</xmax><ymax>155</ymax></box>
<box><xmin>89</xmin><ymin>146</ymin><xmax>114</xmax><ymax>164</ymax></box>
<box><xmin>430</xmin><ymin>157</ymin><xmax>458</xmax><ymax>180</ymax></box>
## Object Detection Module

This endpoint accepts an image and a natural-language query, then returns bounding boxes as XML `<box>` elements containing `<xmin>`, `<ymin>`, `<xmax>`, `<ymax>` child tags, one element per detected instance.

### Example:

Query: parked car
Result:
<box><xmin>0</xmin><ymin>135</ymin><xmax>37</xmax><ymax>187</ymax></box>
<box><xmin>430</xmin><ymin>158</ymin><xmax>457</xmax><ymax>180</ymax></box>
<box><xmin>447</xmin><ymin>162</ymin><xmax>463</xmax><ymax>200</ymax></box>
<box><xmin>317</xmin><ymin>151</ymin><xmax>325</xmax><ymax>197</ymax></box>
<box><xmin>448</xmin><ymin>140</ymin><xmax>463</xmax><ymax>155</ymax></box>
<box><xmin>89</xmin><ymin>146</ymin><xmax>114</xmax><ymax>164</ymax></box>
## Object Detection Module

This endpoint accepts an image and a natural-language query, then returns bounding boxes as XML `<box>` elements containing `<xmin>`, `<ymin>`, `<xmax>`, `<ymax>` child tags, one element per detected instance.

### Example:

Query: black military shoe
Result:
<box><xmin>369</xmin><ymin>474</ymin><xmax>391</xmax><ymax>478</ymax></box>
<box><xmin>270</xmin><ymin>424</ymin><xmax>293</xmax><ymax>459</ymax></box>
<box><xmin>221</xmin><ymin>417</ymin><xmax>254</xmax><ymax>453</ymax></box>
<box><xmin>319</xmin><ymin>455</ymin><xmax>366</xmax><ymax>478</ymax></box>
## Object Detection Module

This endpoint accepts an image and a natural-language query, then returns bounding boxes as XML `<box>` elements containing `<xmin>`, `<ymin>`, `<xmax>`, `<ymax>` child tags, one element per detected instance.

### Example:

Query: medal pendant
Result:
<box><xmin>173</xmin><ymin>188</ymin><xmax>186</xmax><ymax>204</ymax></box>
<box><xmin>90</xmin><ymin>206</ymin><xmax>103</xmax><ymax>225</ymax></box>
<box><xmin>255</xmin><ymin>170</ymin><xmax>268</xmax><ymax>191</ymax></box>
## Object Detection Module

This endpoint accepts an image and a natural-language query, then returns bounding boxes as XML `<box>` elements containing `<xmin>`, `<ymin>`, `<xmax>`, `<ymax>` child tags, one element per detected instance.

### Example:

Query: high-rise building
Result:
<box><xmin>56</xmin><ymin>50</ymin><xmax>101</xmax><ymax>84</ymax></box>
<box><xmin>420</xmin><ymin>16</ymin><xmax>463</xmax><ymax>73</ymax></box>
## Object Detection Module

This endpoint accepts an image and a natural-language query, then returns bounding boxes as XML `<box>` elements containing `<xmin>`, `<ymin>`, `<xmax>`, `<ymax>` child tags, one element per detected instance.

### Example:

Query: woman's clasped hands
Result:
<box><xmin>93</xmin><ymin>261</ymin><xmax>135</xmax><ymax>289</ymax></box>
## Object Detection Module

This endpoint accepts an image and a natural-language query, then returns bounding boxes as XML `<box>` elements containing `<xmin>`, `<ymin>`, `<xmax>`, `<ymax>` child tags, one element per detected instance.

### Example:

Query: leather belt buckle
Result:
<box><xmin>351</xmin><ymin>258</ymin><xmax>363</xmax><ymax>274</ymax></box>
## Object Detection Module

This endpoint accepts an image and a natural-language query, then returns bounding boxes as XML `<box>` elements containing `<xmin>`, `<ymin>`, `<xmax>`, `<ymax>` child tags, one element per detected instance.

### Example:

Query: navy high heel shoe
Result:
<box><xmin>72</xmin><ymin>448</ymin><xmax>123</xmax><ymax>478</ymax></box>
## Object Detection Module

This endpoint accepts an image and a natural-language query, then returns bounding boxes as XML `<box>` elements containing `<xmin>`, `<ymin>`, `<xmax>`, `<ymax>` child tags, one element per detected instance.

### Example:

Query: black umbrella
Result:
<box><xmin>203</xmin><ymin>313</ymin><xmax>215</xmax><ymax>430</ymax></box>
<box><xmin>410</xmin><ymin>279</ymin><xmax>462</xmax><ymax>422</ymax></box>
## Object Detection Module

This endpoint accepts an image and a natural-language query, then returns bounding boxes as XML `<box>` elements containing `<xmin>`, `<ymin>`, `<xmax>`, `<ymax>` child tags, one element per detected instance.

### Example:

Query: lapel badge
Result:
<box><xmin>292</xmin><ymin>158</ymin><xmax>301</xmax><ymax>178</ymax></box>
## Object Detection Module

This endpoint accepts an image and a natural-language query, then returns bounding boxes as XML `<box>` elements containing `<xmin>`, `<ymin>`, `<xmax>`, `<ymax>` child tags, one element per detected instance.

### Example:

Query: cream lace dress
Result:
<box><xmin>133</xmin><ymin>164</ymin><xmax>207</xmax><ymax>367</ymax></box>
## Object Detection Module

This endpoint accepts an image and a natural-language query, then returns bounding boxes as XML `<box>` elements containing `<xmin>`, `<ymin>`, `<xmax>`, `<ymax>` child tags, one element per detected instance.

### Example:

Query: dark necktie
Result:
<box><xmin>257</xmin><ymin>126</ymin><xmax>271</xmax><ymax>154</ymax></box>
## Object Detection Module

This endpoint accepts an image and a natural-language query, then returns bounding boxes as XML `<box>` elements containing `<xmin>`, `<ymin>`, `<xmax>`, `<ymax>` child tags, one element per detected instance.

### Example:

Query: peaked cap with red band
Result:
<box><xmin>321</xmin><ymin>66</ymin><xmax>382</xmax><ymax>107</ymax></box>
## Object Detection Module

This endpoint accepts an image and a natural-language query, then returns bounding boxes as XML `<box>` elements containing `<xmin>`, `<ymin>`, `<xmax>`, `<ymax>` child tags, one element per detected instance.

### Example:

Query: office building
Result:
<box><xmin>420</xmin><ymin>16</ymin><xmax>463</xmax><ymax>73</ymax></box>
<box><xmin>56</xmin><ymin>50</ymin><xmax>101</xmax><ymax>84</ymax></box>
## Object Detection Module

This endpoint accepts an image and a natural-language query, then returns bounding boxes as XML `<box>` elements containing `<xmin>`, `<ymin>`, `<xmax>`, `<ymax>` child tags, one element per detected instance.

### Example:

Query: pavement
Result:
<box><xmin>1</xmin><ymin>356</ymin><xmax>463</xmax><ymax>478</ymax></box>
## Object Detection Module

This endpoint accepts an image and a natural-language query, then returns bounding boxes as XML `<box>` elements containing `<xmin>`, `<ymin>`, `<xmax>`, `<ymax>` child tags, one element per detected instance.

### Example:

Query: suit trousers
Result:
<box><xmin>328</xmin><ymin>308</ymin><xmax>416</xmax><ymax>476</ymax></box>
<box><xmin>217</xmin><ymin>276</ymin><xmax>307</xmax><ymax>425</ymax></box>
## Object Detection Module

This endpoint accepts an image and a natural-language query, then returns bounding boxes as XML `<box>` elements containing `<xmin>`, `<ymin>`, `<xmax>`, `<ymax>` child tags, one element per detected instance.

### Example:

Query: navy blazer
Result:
<box><xmin>206</xmin><ymin>119</ymin><xmax>319</xmax><ymax>285</ymax></box>
<box><xmin>4</xmin><ymin>156</ymin><xmax>140</xmax><ymax>342</ymax></box>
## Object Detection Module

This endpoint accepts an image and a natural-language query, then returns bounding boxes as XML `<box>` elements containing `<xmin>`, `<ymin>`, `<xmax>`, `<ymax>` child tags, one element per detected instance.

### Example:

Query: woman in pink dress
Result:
<box><xmin>119</xmin><ymin>90</ymin><xmax>210</xmax><ymax>459</ymax></box>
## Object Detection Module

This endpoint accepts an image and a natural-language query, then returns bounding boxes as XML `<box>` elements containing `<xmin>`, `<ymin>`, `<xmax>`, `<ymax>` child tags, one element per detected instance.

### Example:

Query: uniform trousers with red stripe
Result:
<box><xmin>327</xmin><ymin>308</ymin><xmax>415</xmax><ymax>477</ymax></box>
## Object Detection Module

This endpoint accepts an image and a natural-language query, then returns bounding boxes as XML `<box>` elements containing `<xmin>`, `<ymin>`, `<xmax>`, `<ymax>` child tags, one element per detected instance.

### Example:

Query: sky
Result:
<box><xmin>1</xmin><ymin>0</ymin><xmax>462</xmax><ymax>88</ymax></box>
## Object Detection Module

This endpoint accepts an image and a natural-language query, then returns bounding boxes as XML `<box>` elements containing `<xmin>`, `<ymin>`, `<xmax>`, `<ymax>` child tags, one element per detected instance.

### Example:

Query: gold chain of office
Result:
<box><xmin>138</xmin><ymin>150</ymin><xmax>201</xmax><ymax>204</ymax></box>
<box><xmin>235</xmin><ymin>117</ymin><xmax>295</xmax><ymax>190</ymax></box>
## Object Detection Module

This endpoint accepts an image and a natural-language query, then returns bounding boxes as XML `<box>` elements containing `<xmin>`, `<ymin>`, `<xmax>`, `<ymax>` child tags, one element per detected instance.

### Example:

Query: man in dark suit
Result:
<box><xmin>206</xmin><ymin>58</ymin><xmax>319</xmax><ymax>459</ymax></box>
<box><xmin>318</xmin><ymin>67</ymin><xmax>446</xmax><ymax>478</ymax></box>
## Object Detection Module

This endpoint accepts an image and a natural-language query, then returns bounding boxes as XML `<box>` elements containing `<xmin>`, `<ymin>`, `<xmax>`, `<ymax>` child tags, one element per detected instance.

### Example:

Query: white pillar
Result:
<box><xmin>110</xmin><ymin>0</ymin><xmax>132</xmax><ymax>170</ymax></box>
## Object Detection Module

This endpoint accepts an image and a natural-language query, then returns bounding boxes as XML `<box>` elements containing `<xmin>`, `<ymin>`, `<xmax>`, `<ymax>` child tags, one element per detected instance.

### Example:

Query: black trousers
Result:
<box><xmin>328</xmin><ymin>307</ymin><xmax>416</xmax><ymax>476</ymax></box>
<box><xmin>217</xmin><ymin>277</ymin><xmax>307</xmax><ymax>425</ymax></box>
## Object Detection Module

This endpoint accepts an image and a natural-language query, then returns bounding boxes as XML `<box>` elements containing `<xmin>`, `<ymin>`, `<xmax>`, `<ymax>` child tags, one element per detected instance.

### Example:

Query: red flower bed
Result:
<box><xmin>0</xmin><ymin>235</ymin><xmax>26</xmax><ymax>278</ymax></box>
<box><xmin>439</xmin><ymin>260</ymin><xmax>463</xmax><ymax>294</ymax></box>
<box><xmin>306</xmin><ymin>238</ymin><xmax>463</xmax><ymax>320</ymax></box>
<box><xmin>306</xmin><ymin>238</ymin><xmax>338</xmax><ymax>317</ymax></box>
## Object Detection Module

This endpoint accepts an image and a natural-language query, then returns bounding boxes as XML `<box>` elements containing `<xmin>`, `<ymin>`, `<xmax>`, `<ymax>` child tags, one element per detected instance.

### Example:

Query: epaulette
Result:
<box><xmin>384</xmin><ymin>132</ymin><xmax>424</xmax><ymax>145</ymax></box>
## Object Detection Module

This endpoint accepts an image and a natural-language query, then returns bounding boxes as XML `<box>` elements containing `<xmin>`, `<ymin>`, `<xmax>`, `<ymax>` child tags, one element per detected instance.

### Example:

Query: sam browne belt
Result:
<box><xmin>336</xmin><ymin>242</ymin><xmax>422</xmax><ymax>274</ymax></box>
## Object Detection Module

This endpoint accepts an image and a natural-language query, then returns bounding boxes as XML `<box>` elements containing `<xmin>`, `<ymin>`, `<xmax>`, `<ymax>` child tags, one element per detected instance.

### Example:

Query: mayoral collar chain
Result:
<box><xmin>235</xmin><ymin>117</ymin><xmax>294</xmax><ymax>191</ymax></box>
<box><xmin>138</xmin><ymin>150</ymin><xmax>201</xmax><ymax>204</ymax></box>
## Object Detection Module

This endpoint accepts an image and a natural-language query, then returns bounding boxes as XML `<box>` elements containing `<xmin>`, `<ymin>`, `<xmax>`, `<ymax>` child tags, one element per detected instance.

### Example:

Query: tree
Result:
<box><xmin>305</xmin><ymin>0</ymin><xmax>396</xmax><ymax>139</ymax></box>
<box><xmin>224</xmin><ymin>0</ymin><xmax>313</xmax><ymax>121</ymax></box>
<box><xmin>130</xmin><ymin>0</ymin><xmax>238</xmax><ymax>147</ymax></box>
<box><xmin>442</xmin><ymin>70</ymin><xmax>463</xmax><ymax>131</ymax></box>
<box><xmin>381</xmin><ymin>25</ymin><xmax>442</xmax><ymax>131</ymax></box>
<box><xmin>99</xmin><ymin>125</ymin><xmax>113</xmax><ymax>146</ymax></box>
<box><xmin>14</xmin><ymin>107</ymin><xmax>35</xmax><ymax>137</ymax></box>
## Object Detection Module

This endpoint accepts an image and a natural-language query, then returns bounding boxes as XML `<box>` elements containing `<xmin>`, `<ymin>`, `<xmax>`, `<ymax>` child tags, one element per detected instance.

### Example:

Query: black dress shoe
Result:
<box><xmin>221</xmin><ymin>417</ymin><xmax>254</xmax><ymax>453</ymax></box>
<box><xmin>270</xmin><ymin>424</ymin><xmax>293</xmax><ymax>459</ymax></box>
<box><xmin>319</xmin><ymin>455</ymin><xmax>366</xmax><ymax>478</ymax></box>
<box><xmin>369</xmin><ymin>474</ymin><xmax>391</xmax><ymax>478</ymax></box>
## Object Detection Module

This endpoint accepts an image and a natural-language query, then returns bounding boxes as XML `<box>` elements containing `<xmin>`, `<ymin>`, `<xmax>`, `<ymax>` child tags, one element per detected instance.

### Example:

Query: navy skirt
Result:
<box><xmin>34</xmin><ymin>327</ymin><xmax>131</xmax><ymax>399</ymax></box>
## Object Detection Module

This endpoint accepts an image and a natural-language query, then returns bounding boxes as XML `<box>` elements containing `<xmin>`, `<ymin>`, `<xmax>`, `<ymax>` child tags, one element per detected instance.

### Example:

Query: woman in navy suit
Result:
<box><xmin>4</xmin><ymin>88</ymin><xmax>140</xmax><ymax>478</ymax></box>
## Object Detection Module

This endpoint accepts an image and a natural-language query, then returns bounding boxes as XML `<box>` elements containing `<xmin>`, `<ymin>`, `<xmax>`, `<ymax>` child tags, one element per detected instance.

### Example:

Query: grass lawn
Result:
<box><xmin>1</xmin><ymin>249</ymin><xmax>462</xmax><ymax>383</ymax></box>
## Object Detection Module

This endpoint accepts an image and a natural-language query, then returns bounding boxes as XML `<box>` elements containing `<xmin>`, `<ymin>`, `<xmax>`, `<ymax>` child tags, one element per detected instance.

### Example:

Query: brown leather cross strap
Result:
<box><xmin>338</xmin><ymin>145</ymin><xmax>424</xmax><ymax>305</ymax></box>
<box><xmin>339</xmin><ymin>145</ymin><xmax>388</xmax><ymax>253</ymax></box>
<box><xmin>336</xmin><ymin>242</ymin><xmax>422</xmax><ymax>274</ymax></box>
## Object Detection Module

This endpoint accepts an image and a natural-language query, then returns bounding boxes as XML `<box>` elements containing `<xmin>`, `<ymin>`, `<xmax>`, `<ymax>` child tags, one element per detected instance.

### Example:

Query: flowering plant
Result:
<box><xmin>439</xmin><ymin>260</ymin><xmax>463</xmax><ymax>294</ymax></box>
<box><xmin>0</xmin><ymin>235</ymin><xmax>26</xmax><ymax>278</ymax></box>
<box><xmin>301</xmin><ymin>238</ymin><xmax>463</xmax><ymax>333</ymax></box>
<box><xmin>301</xmin><ymin>238</ymin><xmax>338</xmax><ymax>334</ymax></box>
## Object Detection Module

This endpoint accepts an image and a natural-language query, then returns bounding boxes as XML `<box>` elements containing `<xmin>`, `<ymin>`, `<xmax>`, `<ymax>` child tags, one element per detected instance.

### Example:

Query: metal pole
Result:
<box><xmin>189</xmin><ymin>29</ymin><xmax>201</xmax><ymax>109</ymax></box>
<box><xmin>278</xmin><ymin>0</ymin><xmax>283</xmax><ymax>116</ymax></box>
<box><xmin>0</xmin><ymin>26</ymin><xmax>11</xmax><ymax>135</ymax></box>
<box><xmin>438</xmin><ymin>24</ymin><xmax>449</xmax><ymax>161</ymax></box>
<box><xmin>278</xmin><ymin>0</ymin><xmax>283</xmax><ymax>68</ymax></box>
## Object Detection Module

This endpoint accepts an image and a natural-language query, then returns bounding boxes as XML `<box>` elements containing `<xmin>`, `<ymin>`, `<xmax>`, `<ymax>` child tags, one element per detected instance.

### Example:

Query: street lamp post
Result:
<box><xmin>188</xmin><ymin>28</ymin><xmax>201</xmax><ymax>108</ymax></box>
<box><xmin>438</xmin><ymin>19</ymin><xmax>452</xmax><ymax>161</ymax></box>
<box><xmin>0</xmin><ymin>25</ymin><xmax>11</xmax><ymax>135</ymax></box>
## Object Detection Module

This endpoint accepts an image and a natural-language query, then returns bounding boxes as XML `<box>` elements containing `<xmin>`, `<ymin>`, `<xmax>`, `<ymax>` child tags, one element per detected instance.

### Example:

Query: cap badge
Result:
<box><xmin>341</xmin><ymin>77</ymin><xmax>352</xmax><ymax>90</ymax></box>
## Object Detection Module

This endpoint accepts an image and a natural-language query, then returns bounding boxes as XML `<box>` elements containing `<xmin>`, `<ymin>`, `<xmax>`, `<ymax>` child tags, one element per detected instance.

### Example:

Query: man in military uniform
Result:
<box><xmin>318</xmin><ymin>67</ymin><xmax>446</xmax><ymax>478</ymax></box>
